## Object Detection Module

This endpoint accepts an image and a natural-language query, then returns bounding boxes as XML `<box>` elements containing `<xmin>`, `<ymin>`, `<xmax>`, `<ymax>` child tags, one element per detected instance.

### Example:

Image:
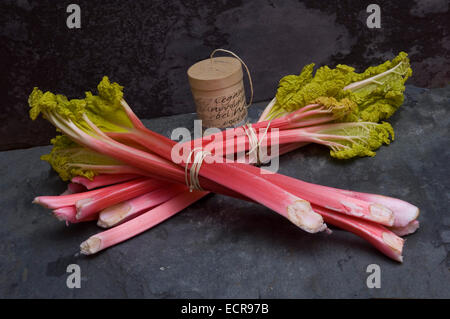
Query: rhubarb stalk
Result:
<box><xmin>97</xmin><ymin>184</ymin><xmax>187</xmax><ymax>228</ymax></box>
<box><xmin>80</xmin><ymin>191</ymin><xmax>209</xmax><ymax>255</ymax></box>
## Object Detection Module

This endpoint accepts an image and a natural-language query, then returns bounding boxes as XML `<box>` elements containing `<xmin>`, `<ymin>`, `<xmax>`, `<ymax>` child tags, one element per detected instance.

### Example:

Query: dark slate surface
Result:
<box><xmin>0</xmin><ymin>85</ymin><xmax>449</xmax><ymax>298</ymax></box>
<box><xmin>1</xmin><ymin>0</ymin><xmax>449</xmax><ymax>150</ymax></box>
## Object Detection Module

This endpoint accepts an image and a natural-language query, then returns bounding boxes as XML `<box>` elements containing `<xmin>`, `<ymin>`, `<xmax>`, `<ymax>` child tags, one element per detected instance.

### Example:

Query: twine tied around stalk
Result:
<box><xmin>184</xmin><ymin>147</ymin><xmax>211</xmax><ymax>191</ymax></box>
<box><xmin>242</xmin><ymin>122</ymin><xmax>271</xmax><ymax>165</ymax></box>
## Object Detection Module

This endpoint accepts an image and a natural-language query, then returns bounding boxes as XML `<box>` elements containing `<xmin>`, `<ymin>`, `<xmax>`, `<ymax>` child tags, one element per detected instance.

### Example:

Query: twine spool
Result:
<box><xmin>187</xmin><ymin>49</ymin><xmax>253</xmax><ymax>129</ymax></box>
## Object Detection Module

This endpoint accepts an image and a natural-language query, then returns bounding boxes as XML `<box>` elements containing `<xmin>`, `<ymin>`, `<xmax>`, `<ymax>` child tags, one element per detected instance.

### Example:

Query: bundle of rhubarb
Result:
<box><xmin>30</xmin><ymin>52</ymin><xmax>419</xmax><ymax>262</ymax></box>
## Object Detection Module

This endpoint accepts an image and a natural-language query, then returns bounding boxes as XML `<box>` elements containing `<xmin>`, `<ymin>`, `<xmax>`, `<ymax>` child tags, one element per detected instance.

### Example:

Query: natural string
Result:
<box><xmin>184</xmin><ymin>147</ymin><xmax>211</xmax><ymax>192</ymax></box>
<box><xmin>210</xmin><ymin>48</ymin><xmax>254</xmax><ymax>108</ymax></box>
<box><xmin>242</xmin><ymin>122</ymin><xmax>271</xmax><ymax>165</ymax></box>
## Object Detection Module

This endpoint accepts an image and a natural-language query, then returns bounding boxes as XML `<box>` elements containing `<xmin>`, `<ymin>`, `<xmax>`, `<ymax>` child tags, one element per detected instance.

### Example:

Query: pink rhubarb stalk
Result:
<box><xmin>34</xmin><ymin>187</ymin><xmax>107</xmax><ymax>209</ymax></box>
<box><xmin>60</xmin><ymin>183</ymin><xmax>87</xmax><ymax>195</ymax></box>
<box><xmin>226</xmin><ymin>162</ymin><xmax>395</xmax><ymax>226</ymax></box>
<box><xmin>34</xmin><ymin>177</ymin><xmax>160</xmax><ymax>210</ymax></box>
<box><xmin>80</xmin><ymin>191</ymin><xmax>209</xmax><ymax>255</ymax></box>
<box><xmin>313</xmin><ymin>205</ymin><xmax>404</xmax><ymax>262</ymax></box>
<box><xmin>109</xmin><ymin>107</ymin><xmax>415</xmax><ymax>230</ymax></box>
<box><xmin>116</xmin><ymin>128</ymin><xmax>327</xmax><ymax>233</ymax></box>
<box><xmin>53</xmin><ymin>206</ymin><xmax>97</xmax><ymax>224</ymax></box>
<box><xmin>334</xmin><ymin>191</ymin><xmax>419</xmax><ymax>228</ymax></box>
<box><xmin>71</xmin><ymin>173</ymin><xmax>141</xmax><ymax>190</ymax></box>
<box><xmin>75</xmin><ymin>178</ymin><xmax>170</xmax><ymax>220</ymax></box>
<box><xmin>180</xmin><ymin>103</ymin><xmax>337</xmax><ymax>152</ymax></box>
<box><xmin>71</xmin><ymin>110</ymin><xmax>328</xmax><ymax>233</ymax></box>
<box><xmin>262</xmin><ymin>170</ymin><xmax>418</xmax><ymax>228</ymax></box>
<box><xmin>203</xmin><ymin>122</ymin><xmax>390</xmax><ymax>160</ymax></box>
<box><xmin>97</xmin><ymin>184</ymin><xmax>187</xmax><ymax>228</ymax></box>
<box><xmin>80</xmin><ymin>180</ymin><xmax>406</xmax><ymax>261</ymax></box>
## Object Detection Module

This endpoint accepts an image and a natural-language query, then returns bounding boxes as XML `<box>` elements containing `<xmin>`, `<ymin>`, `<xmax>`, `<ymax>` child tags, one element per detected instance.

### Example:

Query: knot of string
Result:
<box><xmin>184</xmin><ymin>147</ymin><xmax>211</xmax><ymax>192</ymax></box>
<box><xmin>242</xmin><ymin>122</ymin><xmax>271</xmax><ymax>165</ymax></box>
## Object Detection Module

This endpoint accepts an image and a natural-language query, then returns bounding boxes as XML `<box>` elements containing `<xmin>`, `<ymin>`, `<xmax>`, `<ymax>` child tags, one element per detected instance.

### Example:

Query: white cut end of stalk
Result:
<box><xmin>390</xmin><ymin>220</ymin><xmax>420</xmax><ymax>237</ymax></box>
<box><xmin>382</xmin><ymin>232</ymin><xmax>404</xmax><ymax>263</ymax></box>
<box><xmin>395</xmin><ymin>206</ymin><xmax>420</xmax><ymax>227</ymax></box>
<box><xmin>340</xmin><ymin>200</ymin><xmax>364</xmax><ymax>217</ymax></box>
<box><xmin>32</xmin><ymin>197</ymin><xmax>44</xmax><ymax>207</ymax></box>
<box><xmin>97</xmin><ymin>203</ymin><xmax>131</xmax><ymax>228</ymax></box>
<box><xmin>362</xmin><ymin>195</ymin><xmax>420</xmax><ymax>227</ymax></box>
<box><xmin>75</xmin><ymin>198</ymin><xmax>93</xmax><ymax>220</ymax></box>
<box><xmin>369</xmin><ymin>204</ymin><xmax>395</xmax><ymax>226</ymax></box>
<box><xmin>80</xmin><ymin>237</ymin><xmax>102</xmax><ymax>255</ymax></box>
<box><xmin>411</xmin><ymin>207</ymin><xmax>420</xmax><ymax>221</ymax></box>
<box><xmin>96</xmin><ymin>220</ymin><xmax>110</xmax><ymax>228</ymax></box>
<box><xmin>287</xmin><ymin>200</ymin><xmax>327</xmax><ymax>233</ymax></box>
<box><xmin>76</xmin><ymin>198</ymin><xmax>92</xmax><ymax>209</ymax></box>
<box><xmin>53</xmin><ymin>212</ymin><xmax>66</xmax><ymax>222</ymax></box>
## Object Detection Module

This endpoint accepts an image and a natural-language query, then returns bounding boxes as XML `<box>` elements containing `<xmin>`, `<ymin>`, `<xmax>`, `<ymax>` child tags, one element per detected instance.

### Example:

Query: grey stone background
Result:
<box><xmin>1</xmin><ymin>0</ymin><xmax>449</xmax><ymax>150</ymax></box>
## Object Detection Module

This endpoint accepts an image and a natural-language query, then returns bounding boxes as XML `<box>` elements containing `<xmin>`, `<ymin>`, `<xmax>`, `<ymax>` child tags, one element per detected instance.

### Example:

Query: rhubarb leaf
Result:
<box><xmin>29</xmin><ymin>88</ymin><xmax>86</xmax><ymax>123</ymax></box>
<box><xmin>29</xmin><ymin>76</ymin><xmax>135</xmax><ymax>137</ymax></box>
<box><xmin>41</xmin><ymin>135</ymin><xmax>121</xmax><ymax>181</ymax></box>
<box><xmin>270</xmin><ymin>52</ymin><xmax>412</xmax><ymax>123</ymax></box>
<box><xmin>343</xmin><ymin>52</ymin><xmax>412</xmax><ymax>122</ymax></box>
<box><xmin>311</xmin><ymin>96</ymin><xmax>358</xmax><ymax>122</ymax></box>
<box><xmin>84</xmin><ymin>76</ymin><xmax>135</xmax><ymax>133</ymax></box>
<box><xmin>270</xmin><ymin>63</ymin><xmax>355</xmax><ymax>118</ymax></box>
<box><xmin>306</xmin><ymin>122</ymin><xmax>394</xmax><ymax>159</ymax></box>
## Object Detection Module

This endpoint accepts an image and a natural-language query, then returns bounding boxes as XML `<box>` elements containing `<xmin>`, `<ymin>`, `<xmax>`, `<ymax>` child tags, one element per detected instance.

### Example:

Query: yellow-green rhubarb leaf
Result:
<box><xmin>306</xmin><ymin>121</ymin><xmax>394</xmax><ymax>159</ymax></box>
<box><xmin>41</xmin><ymin>135</ymin><xmax>122</xmax><ymax>181</ymax></box>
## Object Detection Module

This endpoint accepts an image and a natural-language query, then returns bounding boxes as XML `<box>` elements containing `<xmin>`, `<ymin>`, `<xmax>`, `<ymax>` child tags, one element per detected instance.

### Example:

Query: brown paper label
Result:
<box><xmin>194</xmin><ymin>86</ymin><xmax>248</xmax><ymax>128</ymax></box>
